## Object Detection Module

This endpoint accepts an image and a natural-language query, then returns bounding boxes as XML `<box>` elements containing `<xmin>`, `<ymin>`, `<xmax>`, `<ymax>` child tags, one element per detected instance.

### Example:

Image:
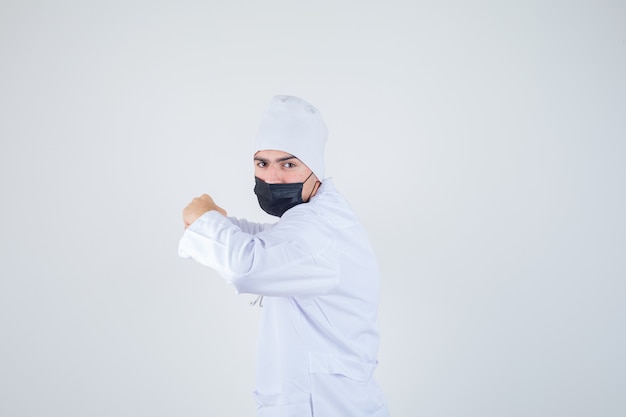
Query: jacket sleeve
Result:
<box><xmin>226</xmin><ymin>216</ymin><xmax>272</xmax><ymax>235</ymax></box>
<box><xmin>178</xmin><ymin>210</ymin><xmax>340</xmax><ymax>296</ymax></box>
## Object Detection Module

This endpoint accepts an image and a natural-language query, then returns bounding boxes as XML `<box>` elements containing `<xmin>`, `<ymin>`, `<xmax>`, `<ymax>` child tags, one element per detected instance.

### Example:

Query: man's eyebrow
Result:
<box><xmin>254</xmin><ymin>154</ymin><xmax>300</xmax><ymax>163</ymax></box>
<box><xmin>276</xmin><ymin>154</ymin><xmax>299</xmax><ymax>162</ymax></box>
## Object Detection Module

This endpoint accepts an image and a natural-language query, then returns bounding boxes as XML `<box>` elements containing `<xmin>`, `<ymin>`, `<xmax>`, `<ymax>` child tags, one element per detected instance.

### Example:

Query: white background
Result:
<box><xmin>1</xmin><ymin>1</ymin><xmax>625</xmax><ymax>416</ymax></box>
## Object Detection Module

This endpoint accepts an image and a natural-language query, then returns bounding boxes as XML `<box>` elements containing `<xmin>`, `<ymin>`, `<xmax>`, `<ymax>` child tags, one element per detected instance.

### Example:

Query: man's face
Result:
<box><xmin>254</xmin><ymin>149</ymin><xmax>319</xmax><ymax>201</ymax></box>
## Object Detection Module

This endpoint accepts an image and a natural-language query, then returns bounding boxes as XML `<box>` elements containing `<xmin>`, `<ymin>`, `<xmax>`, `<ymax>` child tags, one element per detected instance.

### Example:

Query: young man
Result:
<box><xmin>179</xmin><ymin>95</ymin><xmax>389</xmax><ymax>416</ymax></box>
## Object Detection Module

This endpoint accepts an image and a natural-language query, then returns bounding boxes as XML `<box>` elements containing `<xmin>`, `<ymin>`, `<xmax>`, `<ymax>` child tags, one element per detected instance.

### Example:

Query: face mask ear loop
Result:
<box><xmin>305</xmin><ymin>171</ymin><xmax>318</xmax><ymax>202</ymax></box>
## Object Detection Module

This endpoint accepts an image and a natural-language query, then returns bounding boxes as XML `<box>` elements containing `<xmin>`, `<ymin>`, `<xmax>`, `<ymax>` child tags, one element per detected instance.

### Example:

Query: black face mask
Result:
<box><xmin>254</xmin><ymin>172</ymin><xmax>314</xmax><ymax>217</ymax></box>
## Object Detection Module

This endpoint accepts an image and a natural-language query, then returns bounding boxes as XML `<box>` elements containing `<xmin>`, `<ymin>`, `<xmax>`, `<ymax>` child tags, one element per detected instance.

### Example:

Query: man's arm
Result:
<box><xmin>178</xmin><ymin>209</ymin><xmax>339</xmax><ymax>297</ymax></box>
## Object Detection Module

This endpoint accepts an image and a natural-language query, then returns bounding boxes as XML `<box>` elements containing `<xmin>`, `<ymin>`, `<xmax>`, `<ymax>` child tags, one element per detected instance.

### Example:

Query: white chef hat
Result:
<box><xmin>255</xmin><ymin>95</ymin><xmax>328</xmax><ymax>179</ymax></box>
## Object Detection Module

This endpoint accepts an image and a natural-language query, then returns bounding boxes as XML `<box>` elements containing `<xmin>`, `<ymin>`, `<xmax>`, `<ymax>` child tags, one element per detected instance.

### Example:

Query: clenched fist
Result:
<box><xmin>183</xmin><ymin>194</ymin><xmax>227</xmax><ymax>228</ymax></box>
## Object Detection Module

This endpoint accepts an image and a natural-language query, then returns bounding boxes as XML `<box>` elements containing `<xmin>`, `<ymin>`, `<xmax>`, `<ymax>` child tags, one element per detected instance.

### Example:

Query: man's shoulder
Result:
<box><xmin>289</xmin><ymin>189</ymin><xmax>359</xmax><ymax>231</ymax></box>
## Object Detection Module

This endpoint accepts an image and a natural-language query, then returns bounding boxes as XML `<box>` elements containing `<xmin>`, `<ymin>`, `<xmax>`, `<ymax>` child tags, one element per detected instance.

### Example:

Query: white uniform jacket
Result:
<box><xmin>179</xmin><ymin>179</ymin><xmax>389</xmax><ymax>417</ymax></box>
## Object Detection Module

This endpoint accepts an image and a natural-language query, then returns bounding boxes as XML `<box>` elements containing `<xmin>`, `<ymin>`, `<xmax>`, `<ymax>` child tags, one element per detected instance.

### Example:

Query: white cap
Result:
<box><xmin>255</xmin><ymin>95</ymin><xmax>328</xmax><ymax>179</ymax></box>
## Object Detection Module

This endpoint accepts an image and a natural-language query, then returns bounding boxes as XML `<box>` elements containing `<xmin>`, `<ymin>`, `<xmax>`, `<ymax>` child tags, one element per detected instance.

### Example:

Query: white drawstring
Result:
<box><xmin>250</xmin><ymin>295</ymin><xmax>264</xmax><ymax>308</ymax></box>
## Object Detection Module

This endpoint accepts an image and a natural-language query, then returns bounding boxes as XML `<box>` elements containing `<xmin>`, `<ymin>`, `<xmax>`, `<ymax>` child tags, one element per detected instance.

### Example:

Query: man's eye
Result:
<box><xmin>283</xmin><ymin>162</ymin><xmax>296</xmax><ymax>168</ymax></box>
<box><xmin>257</xmin><ymin>161</ymin><xmax>266</xmax><ymax>167</ymax></box>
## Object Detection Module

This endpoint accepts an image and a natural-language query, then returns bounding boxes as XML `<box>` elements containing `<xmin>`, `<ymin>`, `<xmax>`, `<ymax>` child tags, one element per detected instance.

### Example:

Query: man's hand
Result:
<box><xmin>183</xmin><ymin>194</ymin><xmax>227</xmax><ymax>229</ymax></box>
